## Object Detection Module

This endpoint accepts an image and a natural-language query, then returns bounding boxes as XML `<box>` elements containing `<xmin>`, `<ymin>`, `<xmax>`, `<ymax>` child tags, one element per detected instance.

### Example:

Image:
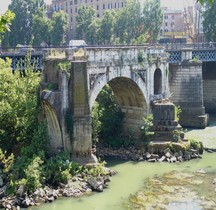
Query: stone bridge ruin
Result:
<box><xmin>40</xmin><ymin>46</ymin><xmax>209</xmax><ymax>164</ymax></box>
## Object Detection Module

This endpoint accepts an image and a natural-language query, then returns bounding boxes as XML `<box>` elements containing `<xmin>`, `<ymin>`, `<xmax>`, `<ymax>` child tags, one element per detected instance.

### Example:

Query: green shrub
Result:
<box><xmin>175</xmin><ymin>105</ymin><xmax>182</xmax><ymax>122</ymax></box>
<box><xmin>0</xmin><ymin>58</ymin><xmax>41</xmax><ymax>153</ymax></box>
<box><xmin>91</xmin><ymin>101</ymin><xmax>101</xmax><ymax>144</ymax></box>
<box><xmin>43</xmin><ymin>152</ymin><xmax>79</xmax><ymax>185</ymax></box>
<box><xmin>23</xmin><ymin>156</ymin><xmax>44</xmax><ymax>193</ymax></box>
<box><xmin>190</xmin><ymin>139</ymin><xmax>204</xmax><ymax>154</ymax></box>
<box><xmin>141</xmin><ymin>114</ymin><xmax>154</xmax><ymax>142</ymax></box>
<box><xmin>92</xmin><ymin>85</ymin><xmax>125</xmax><ymax>147</ymax></box>
<box><xmin>21</xmin><ymin>121</ymin><xmax>50</xmax><ymax>158</ymax></box>
<box><xmin>10</xmin><ymin>156</ymin><xmax>44</xmax><ymax>194</ymax></box>
<box><xmin>0</xmin><ymin>149</ymin><xmax>14</xmax><ymax>173</ymax></box>
<box><xmin>82</xmin><ymin>161</ymin><xmax>108</xmax><ymax>177</ymax></box>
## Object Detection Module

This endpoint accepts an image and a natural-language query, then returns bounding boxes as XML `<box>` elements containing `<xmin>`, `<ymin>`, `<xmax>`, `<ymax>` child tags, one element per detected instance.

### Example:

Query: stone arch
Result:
<box><xmin>41</xmin><ymin>100</ymin><xmax>63</xmax><ymax>153</ymax></box>
<box><xmin>89</xmin><ymin>68</ymin><xmax>149</xmax><ymax>139</ymax></box>
<box><xmin>154</xmin><ymin>68</ymin><xmax>162</xmax><ymax>94</ymax></box>
<box><xmin>89</xmin><ymin>68</ymin><xmax>148</xmax><ymax>110</ymax></box>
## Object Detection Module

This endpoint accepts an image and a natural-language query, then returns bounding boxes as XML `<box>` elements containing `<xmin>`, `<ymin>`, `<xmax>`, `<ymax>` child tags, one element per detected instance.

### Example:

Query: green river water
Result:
<box><xmin>29</xmin><ymin>116</ymin><xmax>216</xmax><ymax>210</ymax></box>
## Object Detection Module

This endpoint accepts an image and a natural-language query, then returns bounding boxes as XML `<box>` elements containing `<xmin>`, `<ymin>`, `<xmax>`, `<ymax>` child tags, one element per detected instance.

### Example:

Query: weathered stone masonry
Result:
<box><xmin>40</xmin><ymin>46</ymin><xmax>212</xmax><ymax>164</ymax></box>
<box><xmin>169</xmin><ymin>49</ymin><xmax>209</xmax><ymax>128</ymax></box>
<box><xmin>40</xmin><ymin>46</ymin><xmax>169</xmax><ymax>164</ymax></box>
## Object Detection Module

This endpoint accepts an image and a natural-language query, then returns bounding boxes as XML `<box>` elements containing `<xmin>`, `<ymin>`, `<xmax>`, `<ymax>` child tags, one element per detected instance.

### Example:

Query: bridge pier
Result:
<box><xmin>169</xmin><ymin>59</ymin><xmax>209</xmax><ymax>128</ymax></box>
<box><xmin>70</xmin><ymin>61</ymin><xmax>97</xmax><ymax>164</ymax></box>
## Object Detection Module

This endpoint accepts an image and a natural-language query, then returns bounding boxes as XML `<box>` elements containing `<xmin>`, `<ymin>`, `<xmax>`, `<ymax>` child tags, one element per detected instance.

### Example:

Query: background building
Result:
<box><xmin>160</xmin><ymin>7</ymin><xmax>187</xmax><ymax>43</ymax></box>
<box><xmin>160</xmin><ymin>2</ymin><xmax>205</xmax><ymax>44</ymax></box>
<box><xmin>50</xmin><ymin>0</ymin><xmax>126</xmax><ymax>40</ymax></box>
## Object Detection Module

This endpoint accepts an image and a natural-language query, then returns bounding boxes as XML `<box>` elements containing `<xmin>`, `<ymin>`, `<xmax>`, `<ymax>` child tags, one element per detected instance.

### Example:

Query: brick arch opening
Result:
<box><xmin>154</xmin><ymin>68</ymin><xmax>162</xmax><ymax>94</ymax></box>
<box><xmin>42</xmin><ymin>100</ymin><xmax>64</xmax><ymax>153</ymax></box>
<box><xmin>89</xmin><ymin>69</ymin><xmax>149</xmax><ymax>139</ymax></box>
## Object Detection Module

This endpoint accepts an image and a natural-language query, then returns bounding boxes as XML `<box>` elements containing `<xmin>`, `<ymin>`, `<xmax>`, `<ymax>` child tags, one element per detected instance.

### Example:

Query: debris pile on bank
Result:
<box><xmin>97</xmin><ymin>145</ymin><xmax>203</xmax><ymax>162</ymax></box>
<box><xmin>0</xmin><ymin>165</ymin><xmax>116</xmax><ymax>209</ymax></box>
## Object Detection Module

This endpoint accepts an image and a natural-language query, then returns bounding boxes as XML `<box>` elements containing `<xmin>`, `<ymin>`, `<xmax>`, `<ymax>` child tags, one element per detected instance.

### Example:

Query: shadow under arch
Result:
<box><xmin>89</xmin><ymin>68</ymin><xmax>149</xmax><ymax>138</ymax></box>
<box><xmin>41</xmin><ymin>100</ymin><xmax>63</xmax><ymax>153</ymax></box>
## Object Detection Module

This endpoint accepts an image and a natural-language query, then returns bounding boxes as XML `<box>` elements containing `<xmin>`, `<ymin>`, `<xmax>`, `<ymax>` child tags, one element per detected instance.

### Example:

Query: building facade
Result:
<box><xmin>160</xmin><ymin>3</ymin><xmax>205</xmax><ymax>44</ymax></box>
<box><xmin>50</xmin><ymin>0</ymin><xmax>126</xmax><ymax>40</ymax></box>
<box><xmin>160</xmin><ymin>8</ymin><xmax>186</xmax><ymax>43</ymax></box>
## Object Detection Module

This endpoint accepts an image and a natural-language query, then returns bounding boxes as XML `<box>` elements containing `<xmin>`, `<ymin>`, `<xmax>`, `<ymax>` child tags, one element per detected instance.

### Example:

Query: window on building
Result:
<box><xmin>103</xmin><ymin>4</ymin><xmax>105</xmax><ymax>9</ymax></box>
<box><xmin>165</xmin><ymin>29</ymin><xmax>168</xmax><ymax>32</ymax></box>
<box><xmin>74</xmin><ymin>0</ymin><xmax>77</xmax><ymax>5</ymax></box>
<box><xmin>97</xmin><ymin>5</ymin><xmax>99</xmax><ymax>10</ymax></box>
<box><xmin>85</xmin><ymin>0</ymin><xmax>87</xmax><ymax>2</ymax></box>
<box><xmin>108</xmin><ymin>3</ymin><xmax>112</xmax><ymax>9</ymax></box>
<box><xmin>171</xmin><ymin>22</ymin><xmax>175</xmax><ymax>28</ymax></box>
<box><xmin>70</xmin><ymin>8</ymin><xmax>72</xmax><ymax>13</ymax></box>
<box><xmin>165</xmin><ymin>15</ymin><xmax>168</xmax><ymax>19</ymax></box>
<box><xmin>71</xmin><ymin>17</ymin><xmax>73</xmax><ymax>22</ymax></box>
<box><xmin>171</xmin><ymin>15</ymin><xmax>174</xmax><ymax>19</ymax></box>
<box><xmin>165</xmin><ymin>22</ymin><xmax>168</xmax><ymax>26</ymax></box>
<box><xmin>97</xmin><ymin>14</ymin><xmax>99</xmax><ymax>17</ymax></box>
<box><xmin>122</xmin><ymin>2</ymin><xmax>124</xmax><ymax>7</ymax></box>
<box><xmin>70</xmin><ymin>1</ymin><xmax>72</xmax><ymax>5</ymax></box>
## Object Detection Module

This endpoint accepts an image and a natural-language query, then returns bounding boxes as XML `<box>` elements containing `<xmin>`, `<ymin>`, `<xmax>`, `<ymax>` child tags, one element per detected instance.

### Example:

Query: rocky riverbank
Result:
<box><xmin>1</xmin><ymin>146</ymin><xmax>215</xmax><ymax>209</ymax></box>
<box><xmin>0</xmin><ymin>165</ymin><xmax>116</xmax><ymax>210</ymax></box>
<box><xmin>97</xmin><ymin>145</ymin><xmax>216</xmax><ymax>163</ymax></box>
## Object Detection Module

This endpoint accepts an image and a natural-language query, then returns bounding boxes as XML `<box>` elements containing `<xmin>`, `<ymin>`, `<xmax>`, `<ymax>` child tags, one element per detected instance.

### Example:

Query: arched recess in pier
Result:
<box><xmin>89</xmin><ymin>68</ymin><xmax>149</xmax><ymax>138</ymax></box>
<box><xmin>154</xmin><ymin>68</ymin><xmax>162</xmax><ymax>95</ymax></box>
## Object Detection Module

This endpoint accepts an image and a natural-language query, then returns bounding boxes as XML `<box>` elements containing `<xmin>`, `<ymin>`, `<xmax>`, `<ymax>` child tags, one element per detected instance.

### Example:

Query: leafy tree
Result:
<box><xmin>50</xmin><ymin>11</ymin><xmax>68</xmax><ymax>46</ymax></box>
<box><xmin>32</xmin><ymin>8</ymin><xmax>52</xmax><ymax>46</ymax></box>
<box><xmin>113</xmin><ymin>0</ymin><xmax>162</xmax><ymax>44</ymax></box>
<box><xmin>0</xmin><ymin>58</ymin><xmax>40</xmax><ymax>153</ymax></box>
<box><xmin>198</xmin><ymin>0</ymin><xmax>214</xmax><ymax>4</ymax></box>
<box><xmin>132</xmin><ymin>34</ymin><xmax>147</xmax><ymax>44</ymax></box>
<box><xmin>91</xmin><ymin>101</ymin><xmax>101</xmax><ymax>144</ymax></box>
<box><xmin>115</xmin><ymin>0</ymin><xmax>144</xmax><ymax>44</ymax></box>
<box><xmin>203</xmin><ymin>0</ymin><xmax>216</xmax><ymax>41</ymax></box>
<box><xmin>0</xmin><ymin>10</ymin><xmax>15</xmax><ymax>39</ymax></box>
<box><xmin>75</xmin><ymin>5</ymin><xmax>96</xmax><ymax>41</ymax></box>
<box><xmin>98</xmin><ymin>10</ymin><xmax>116</xmax><ymax>44</ymax></box>
<box><xmin>143</xmin><ymin>0</ymin><xmax>163</xmax><ymax>43</ymax></box>
<box><xmin>92</xmin><ymin>85</ymin><xmax>125</xmax><ymax>148</ymax></box>
<box><xmin>87</xmin><ymin>18</ymin><xmax>101</xmax><ymax>44</ymax></box>
<box><xmin>2</xmin><ymin>0</ymin><xmax>45</xmax><ymax>46</ymax></box>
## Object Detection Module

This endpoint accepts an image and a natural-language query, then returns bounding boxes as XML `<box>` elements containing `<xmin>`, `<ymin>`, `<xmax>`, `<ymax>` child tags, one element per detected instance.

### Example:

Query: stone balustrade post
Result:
<box><xmin>181</xmin><ymin>48</ymin><xmax>193</xmax><ymax>62</ymax></box>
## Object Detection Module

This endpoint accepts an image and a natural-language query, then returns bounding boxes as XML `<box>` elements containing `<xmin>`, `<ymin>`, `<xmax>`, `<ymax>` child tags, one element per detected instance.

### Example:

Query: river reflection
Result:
<box><xmin>30</xmin><ymin>153</ymin><xmax>216</xmax><ymax>210</ymax></box>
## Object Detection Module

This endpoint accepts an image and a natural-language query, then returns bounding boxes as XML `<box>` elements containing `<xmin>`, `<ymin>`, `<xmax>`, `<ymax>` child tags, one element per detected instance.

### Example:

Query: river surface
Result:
<box><xmin>30</xmin><ymin>116</ymin><xmax>216</xmax><ymax>210</ymax></box>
